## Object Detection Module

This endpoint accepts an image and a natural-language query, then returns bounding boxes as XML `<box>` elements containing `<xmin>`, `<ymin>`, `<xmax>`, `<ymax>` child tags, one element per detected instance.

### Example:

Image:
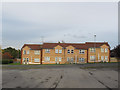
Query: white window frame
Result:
<box><xmin>45</xmin><ymin>57</ymin><xmax>50</xmax><ymax>62</ymax></box>
<box><xmin>79</xmin><ymin>58</ymin><xmax>85</xmax><ymax>62</ymax></box>
<box><xmin>67</xmin><ymin>57</ymin><xmax>70</xmax><ymax>61</ymax></box>
<box><xmin>34</xmin><ymin>50</ymin><xmax>40</xmax><ymax>55</ymax></box>
<box><xmin>55</xmin><ymin>49</ymin><xmax>58</xmax><ymax>53</ymax></box>
<box><xmin>23</xmin><ymin>58</ymin><xmax>26</xmax><ymax>62</ymax></box>
<box><xmin>34</xmin><ymin>58</ymin><xmax>40</xmax><ymax>62</ymax></box>
<box><xmin>90</xmin><ymin>56</ymin><xmax>95</xmax><ymax>61</ymax></box>
<box><xmin>101</xmin><ymin>56</ymin><xmax>104</xmax><ymax>61</ymax></box>
<box><xmin>23</xmin><ymin>50</ymin><xmax>26</xmax><ymax>54</ymax></box>
<box><xmin>105</xmin><ymin>48</ymin><xmax>108</xmax><ymax>53</ymax></box>
<box><xmin>105</xmin><ymin>56</ymin><xmax>108</xmax><ymax>61</ymax></box>
<box><xmin>90</xmin><ymin>48</ymin><xmax>95</xmax><ymax>52</ymax></box>
<box><xmin>59</xmin><ymin>57</ymin><xmax>62</xmax><ymax>62</ymax></box>
<box><xmin>59</xmin><ymin>49</ymin><xmax>62</xmax><ymax>53</ymax></box>
<box><xmin>45</xmin><ymin>49</ymin><xmax>50</xmax><ymax>53</ymax></box>
<box><xmin>55</xmin><ymin>57</ymin><xmax>58</xmax><ymax>62</ymax></box>
<box><xmin>27</xmin><ymin>50</ymin><xmax>29</xmax><ymax>54</ymax></box>
<box><xmin>71</xmin><ymin>57</ymin><xmax>74</xmax><ymax>62</ymax></box>
<box><xmin>79</xmin><ymin>50</ymin><xmax>85</xmax><ymax>54</ymax></box>
<box><xmin>71</xmin><ymin>50</ymin><xmax>74</xmax><ymax>54</ymax></box>
<box><xmin>67</xmin><ymin>49</ymin><xmax>70</xmax><ymax>54</ymax></box>
<box><xmin>101</xmin><ymin>48</ymin><xmax>104</xmax><ymax>52</ymax></box>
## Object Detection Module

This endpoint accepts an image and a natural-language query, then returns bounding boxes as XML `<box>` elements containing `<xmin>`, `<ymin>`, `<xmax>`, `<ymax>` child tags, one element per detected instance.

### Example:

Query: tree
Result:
<box><xmin>2</xmin><ymin>47</ymin><xmax>21</xmax><ymax>59</ymax></box>
<box><xmin>114</xmin><ymin>45</ymin><xmax>120</xmax><ymax>59</ymax></box>
<box><xmin>2</xmin><ymin>52</ymin><xmax>13</xmax><ymax>59</ymax></box>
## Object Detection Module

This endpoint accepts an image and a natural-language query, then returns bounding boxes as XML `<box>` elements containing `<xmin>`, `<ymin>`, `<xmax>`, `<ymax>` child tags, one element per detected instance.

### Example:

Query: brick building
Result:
<box><xmin>21</xmin><ymin>42</ymin><xmax>110</xmax><ymax>64</ymax></box>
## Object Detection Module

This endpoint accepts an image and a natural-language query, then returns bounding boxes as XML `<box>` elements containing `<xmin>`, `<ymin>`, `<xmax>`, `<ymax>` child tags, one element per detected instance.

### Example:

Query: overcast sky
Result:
<box><xmin>2</xmin><ymin>2</ymin><xmax>118</xmax><ymax>49</ymax></box>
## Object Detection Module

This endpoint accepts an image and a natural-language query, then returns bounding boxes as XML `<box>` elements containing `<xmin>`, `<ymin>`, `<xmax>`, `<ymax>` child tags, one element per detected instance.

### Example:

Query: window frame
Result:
<box><xmin>27</xmin><ymin>50</ymin><xmax>29</xmax><ymax>54</ymax></box>
<box><xmin>45</xmin><ymin>49</ymin><xmax>50</xmax><ymax>53</ymax></box>
<box><xmin>101</xmin><ymin>48</ymin><xmax>104</xmax><ymax>52</ymax></box>
<box><xmin>101</xmin><ymin>56</ymin><xmax>104</xmax><ymax>61</ymax></box>
<box><xmin>105</xmin><ymin>56</ymin><xmax>108</xmax><ymax>61</ymax></box>
<box><xmin>79</xmin><ymin>58</ymin><xmax>85</xmax><ymax>62</ymax></box>
<box><xmin>55</xmin><ymin>57</ymin><xmax>58</xmax><ymax>62</ymax></box>
<box><xmin>34</xmin><ymin>50</ymin><xmax>40</xmax><ymax>55</ymax></box>
<box><xmin>90</xmin><ymin>48</ymin><xmax>95</xmax><ymax>52</ymax></box>
<box><xmin>55</xmin><ymin>49</ymin><xmax>58</xmax><ymax>53</ymax></box>
<box><xmin>90</xmin><ymin>56</ymin><xmax>95</xmax><ymax>61</ymax></box>
<box><xmin>23</xmin><ymin>50</ymin><xmax>26</xmax><ymax>54</ymax></box>
<box><xmin>34</xmin><ymin>58</ymin><xmax>40</xmax><ymax>62</ymax></box>
<box><xmin>79</xmin><ymin>49</ymin><xmax>85</xmax><ymax>54</ymax></box>
<box><xmin>27</xmin><ymin>58</ymin><xmax>29</xmax><ymax>62</ymax></box>
<box><xmin>67</xmin><ymin>57</ymin><xmax>70</xmax><ymax>61</ymax></box>
<box><xmin>67</xmin><ymin>49</ymin><xmax>70</xmax><ymax>54</ymax></box>
<box><xmin>71</xmin><ymin>50</ymin><xmax>74</xmax><ymax>54</ymax></box>
<box><xmin>45</xmin><ymin>57</ymin><xmax>50</xmax><ymax>62</ymax></box>
<box><xmin>59</xmin><ymin>49</ymin><xmax>62</xmax><ymax>53</ymax></box>
<box><xmin>59</xmin><ymin>57</ymin><xmax>62</xmax><ymax>62</ymax></box>
<box><xmin>105</xmin><ymin>48</ymin><xmax>108</xmax><ymax>53</ymax></box>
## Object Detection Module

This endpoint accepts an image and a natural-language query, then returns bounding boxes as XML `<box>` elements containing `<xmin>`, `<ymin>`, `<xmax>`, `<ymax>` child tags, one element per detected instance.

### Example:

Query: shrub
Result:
<box><xmin>2</xmin><ymin>59</ymin><xmax>14</xmax><ymax>64</ymax></box>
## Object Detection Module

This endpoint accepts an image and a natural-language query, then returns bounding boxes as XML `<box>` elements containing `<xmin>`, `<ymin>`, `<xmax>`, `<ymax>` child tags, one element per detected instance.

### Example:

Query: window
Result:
<box><xmin>90</xmin><ymin>56</ymin><xmax>95</xmax><ymax>61</ymax></box>
<box><xmin>105</xmin><ymin>56</ymin><xmax>108</xmax><ymax>61</ymax></box>
<box><xmin>55</xmin><ymin>57</ymin><xmax>58</xmax><ymax>62</ymax></box>
<box><xmin>90</xmin><ymin>48</ymin><xmax>95</xmax><ymax>52</ymax></box>
<box><xmin>23</xmin><ymin>50</ymin><xmax>26</xmax><ymax>54</ymax></box>
<box><xmin>27</xmin><ymin>58</ymin><xmax>29</xmax><ymax>62</ymax></box>
<box><xmin>23</xmin><ymin>58</ymin><xmax>26</xmax><ymax>62</ymax></box>
<box><xmin>71</xmin><ymin>57</ymin><xmax>74</xmax><ymax>62</ymax></box>
<box><xmin>59</xmin><ymin>49</ymin><xmax>62</xmax><ymax>53</ymax></box>
<box><xmin>45</xmin><ymin>57</ymin><xmax>50</xmax><ymax>62</ymax></box>
<box><xmin>101</xmin><ymin>56</ymin><xmax>104</xmax><ymax>61</ymax></box>
<box><xmin>59</xmin><ymin>57</ymin><xmax>62</xmax><ymax>62</ymax></box>
<box><xmin>79</xmin><ymin>50</ymin><xmax>85</xmax><ymax>54</ymax></box>
<box><xmin>101</xmin><ymin>48</ymin><xmax>104</xmax><ymax>52</ymax></box>
<box><xmin>79</xmin><ymin>58</ymin><xmax>85</xmax><ymax>62</ymax></box>
<box><xmin>27</xmin><ymin>50</ymin><xmax>29</xmax><ymax>54</ymax></box>
<box><xmin>55</xmin><ymin>49</ymin><xmax>58</xmax><ymax>53</ymax></box>
<box><xmin>67</xmin><ymin>49</ymin><xmax>70</xmax><ymax>54</ymax></box>
<box><xmin>34</xmin><ymin>50</ymin><xmax>40</xmax><ymax>55</ymax></box>
<box><xmin>67</xmin><ymin>57</ymin><xmax>70</xmax><ymax>61</ymax></box>
<box><xmin>71</xmin><ymin>50</ymin><xmax>74</xmax><ymax>53</ymax></box>
<box><xmin>34</xmin><ymin>58</ymin><xmax>40</xmax><ymax>62</ymax></box>
<box><xmin>105</xmin><ymin>48</ymin><xmax>108</xmax><ymax>52</ymax></box>
<box><xmin>45</xmin><ymin>49</ymin><xmax>50</xmax><ymax>53</ymax></box>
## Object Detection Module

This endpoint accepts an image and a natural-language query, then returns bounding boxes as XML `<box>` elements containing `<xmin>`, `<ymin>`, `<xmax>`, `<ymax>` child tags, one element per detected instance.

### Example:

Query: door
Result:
<box><xmin>26</xmin><ymin>58</ymin><xmax>29</xmax><ymax>64</ymax></box>
<box><xmin>23</xmin><ymin>58</ymin><xmax>26</xmax><ymax>64</ymax></box>
<box><xmin>71</xmin><ymin>57</ymin><xmax>74</xmax><ymax>64</ymax></box>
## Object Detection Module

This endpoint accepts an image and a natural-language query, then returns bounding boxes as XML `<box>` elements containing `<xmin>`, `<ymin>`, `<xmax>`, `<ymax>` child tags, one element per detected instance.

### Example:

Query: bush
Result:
<box><xmin>2</xmin><ymin>59</ymin><xmax>14</xmax><ymax>64</ymax></box>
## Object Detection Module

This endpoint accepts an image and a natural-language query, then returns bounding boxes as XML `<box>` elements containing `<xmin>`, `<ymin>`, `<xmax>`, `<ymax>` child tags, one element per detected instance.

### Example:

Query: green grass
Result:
<box><xmin>7</xmin><ymin>62</ymin><xmax>21</xmax><ymax>65</ymax></box>
<box><xmin>29</xmin><ymin>64</ymin><xmax>68</xmax><ymax>65</ymax></box>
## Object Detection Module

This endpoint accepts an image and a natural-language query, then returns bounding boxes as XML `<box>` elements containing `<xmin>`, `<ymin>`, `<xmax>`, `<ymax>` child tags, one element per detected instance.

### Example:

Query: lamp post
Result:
<box><xmin>94</xmin><ymin>35</ymin><xmax>96</xmax><ymax>63</ymax></box>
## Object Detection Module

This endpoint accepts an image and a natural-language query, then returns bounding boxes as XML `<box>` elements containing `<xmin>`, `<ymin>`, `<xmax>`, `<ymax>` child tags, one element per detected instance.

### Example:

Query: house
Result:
<box><xmin>21</xmin><ymin>44</ymin><xmax>42</xmax><ymax>64</ymax></box>
<box><xmin>21</xmin><ymin>42</ymin><xmax>110</xmax><ymax>64</ymax></box>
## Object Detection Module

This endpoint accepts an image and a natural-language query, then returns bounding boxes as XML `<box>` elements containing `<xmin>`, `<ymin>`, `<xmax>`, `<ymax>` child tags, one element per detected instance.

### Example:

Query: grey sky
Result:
<box><xmin>2</xmin><ymin>2</ymin><xmax>118</xmax><ymax>49</ymax></box>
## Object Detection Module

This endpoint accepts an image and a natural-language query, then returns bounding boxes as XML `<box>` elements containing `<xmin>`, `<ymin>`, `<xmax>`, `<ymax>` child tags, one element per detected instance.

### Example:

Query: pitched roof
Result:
<box><xmin>42</xmin><ymin>42</ymin><xmax>110</xmax><ymax>49</ymax></box>
<box><xmin>22</xmin><ymin>44</ymin><xmax>42</xmax><ymax>50</ymax></box>
<box><xmin>85</xmin><ymin>42</ymin><xmax>110</xmax><ymax>48</ymax></box>
<box><xmin>22</xmin><ymin>42</ymin><xmax>110</xmax><ymax>50</ymax></box>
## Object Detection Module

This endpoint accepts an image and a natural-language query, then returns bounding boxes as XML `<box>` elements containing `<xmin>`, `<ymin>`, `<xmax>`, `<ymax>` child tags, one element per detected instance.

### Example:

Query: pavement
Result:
<box><xmin>2</xmin><ymin>63</ymin><xmax>119</xmax><ymax>89</ymax></box>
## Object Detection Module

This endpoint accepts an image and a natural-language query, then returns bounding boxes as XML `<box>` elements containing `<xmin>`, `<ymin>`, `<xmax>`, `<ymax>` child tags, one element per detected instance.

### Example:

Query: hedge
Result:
<box><xmin>2</xmin><ymin>59</ymin><xmax>14</xmax><ymax>64</ymax></box>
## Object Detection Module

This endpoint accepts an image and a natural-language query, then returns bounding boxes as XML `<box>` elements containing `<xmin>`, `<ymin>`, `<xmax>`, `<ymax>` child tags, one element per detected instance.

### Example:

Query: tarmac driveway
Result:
<box><xmin>2</xmin><ymin>63</ymin><xmax>118</xmax><ymax>89</ymax></box>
